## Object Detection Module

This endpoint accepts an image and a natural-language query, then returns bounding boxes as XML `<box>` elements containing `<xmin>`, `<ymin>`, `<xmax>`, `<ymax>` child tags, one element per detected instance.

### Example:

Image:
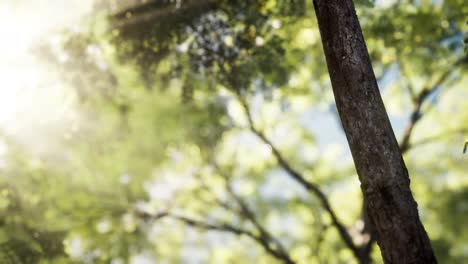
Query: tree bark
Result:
<box><xmin>312</xmin><ymin>1</ymin><xmax>436</xmax><ymax>263</ymax></box>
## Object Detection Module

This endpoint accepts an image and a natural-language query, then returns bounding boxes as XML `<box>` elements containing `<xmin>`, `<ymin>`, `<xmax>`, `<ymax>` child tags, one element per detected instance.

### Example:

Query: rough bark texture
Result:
<box><xmin>312</xmin><ymin>1</ymin><xmax>437</xmax><ymax>263</ymax></box>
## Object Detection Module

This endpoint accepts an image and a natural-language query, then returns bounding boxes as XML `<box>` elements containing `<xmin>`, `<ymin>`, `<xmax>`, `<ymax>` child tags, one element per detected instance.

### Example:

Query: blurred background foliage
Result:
<box><xmin>0</xmin><ymin>0</ymin><xmax>466</xmax><ymax>263</ymax></box>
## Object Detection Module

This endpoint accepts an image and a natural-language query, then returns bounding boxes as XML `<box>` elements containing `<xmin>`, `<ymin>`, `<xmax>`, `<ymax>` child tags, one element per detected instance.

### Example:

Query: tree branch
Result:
<box><xmin>143</xmin><ymin>211</ymin><xmax>295</xmax><ymax>263</ymax></box>
<box><xmin>233</xmin><ymin>92</ymin><xmax>361</xmax><ymax>259</ymax></box>
<box><xmin>214</xmin><ymin>165</ymin><xmax>294</xmax><ymax>263</ymax></box>
<box><xmin>399</xmin><ymin>56</ymin><xmax>466</xmax><ymax>153</ymax></box>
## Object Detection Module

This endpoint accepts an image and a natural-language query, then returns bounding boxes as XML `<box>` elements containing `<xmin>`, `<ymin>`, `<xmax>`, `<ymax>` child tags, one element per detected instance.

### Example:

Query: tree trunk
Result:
<box><xmin>312</xmin><ymin>1</ymin><xmax>437</xmax><ymax>263</ymax></box>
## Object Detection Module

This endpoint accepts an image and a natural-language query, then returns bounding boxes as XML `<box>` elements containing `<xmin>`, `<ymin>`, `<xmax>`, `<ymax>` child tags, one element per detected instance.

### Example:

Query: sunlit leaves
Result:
<box><xmin>0</xmin><ymin>0</ymin><xmax>467</xmax><ymax>263</ymax></box>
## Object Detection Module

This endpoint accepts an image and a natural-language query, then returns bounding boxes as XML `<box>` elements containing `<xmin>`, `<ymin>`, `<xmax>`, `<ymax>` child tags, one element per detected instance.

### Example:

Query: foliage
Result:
<box><xmin>0</xmin><ymin>0</ymin><xmax>466</xmax><ymax>263</ymax></box>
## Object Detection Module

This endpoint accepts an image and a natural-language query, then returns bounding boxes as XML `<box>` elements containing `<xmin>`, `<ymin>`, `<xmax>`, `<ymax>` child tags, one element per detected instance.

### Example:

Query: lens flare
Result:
<box><xmin>0</xmin><ymin>1</ymin><xmax>93</xmax><ymax>149</ymax></box>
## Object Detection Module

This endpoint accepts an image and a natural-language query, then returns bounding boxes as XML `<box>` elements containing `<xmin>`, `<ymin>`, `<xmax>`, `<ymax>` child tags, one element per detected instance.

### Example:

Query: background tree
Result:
<box><xmin>0</xmin><ymin>0</ymin><xmax>466</xmax><ymax>263</ymax></box>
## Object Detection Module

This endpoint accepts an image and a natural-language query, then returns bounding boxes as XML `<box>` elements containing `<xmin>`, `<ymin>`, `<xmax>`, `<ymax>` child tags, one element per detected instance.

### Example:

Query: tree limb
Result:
<box><xmin>144</xmin><ymin>211</ymin><xmax>295</xmax><ymax>264</ymax></box>
<box><xmin>214</xmin><ymin>165</ymin><xmax>294</xmax><ymax>263</ymax></box>
<box><xmin>233</xmin><ymin>91</ymin><xmax>361</xmax><ymax>259</ymax></box>
<box><xmin>399</xmin><ymin>56</ymin><xmax>466</xmax><ymax>153</ymax></box>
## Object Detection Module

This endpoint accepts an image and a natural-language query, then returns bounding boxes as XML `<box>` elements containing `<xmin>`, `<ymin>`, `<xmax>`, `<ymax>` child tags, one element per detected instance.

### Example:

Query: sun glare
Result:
<box><xmin>0</xmin><ymin>1</ymin><xmax>93</xmax><ymax>145</ymax></box>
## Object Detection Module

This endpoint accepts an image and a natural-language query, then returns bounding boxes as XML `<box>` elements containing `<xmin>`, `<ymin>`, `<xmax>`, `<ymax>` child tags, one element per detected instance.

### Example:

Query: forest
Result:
<box><xmin>0</xmin><ymin>0</ymin><xmax>466</xmax><ymax>263</ymax></box>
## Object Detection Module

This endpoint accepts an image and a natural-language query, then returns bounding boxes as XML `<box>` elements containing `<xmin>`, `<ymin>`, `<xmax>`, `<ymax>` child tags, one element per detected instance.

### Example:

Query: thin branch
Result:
<box><xmin>233</xmin><ymin>91</ymin><xmax>361</xmax><ymax>259</ymax></box>
<box><xmin>197</xmin><ymin>162</ymin><xmax>294</xmax><ymax>263</ymax></box>
<box><xmin>399</xmin><ymin>56</ymin><xmax>466</xmax><ymax>153</ymax></box>
<box><xmin>215</xmin><ymin>165</ymin><xmax>294</xmax><ymax>263</ymax></box>
<box><xmin>144</xmin><ymin>211</ymin><xmax>295</xmax><ymax>264</ymax></box>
